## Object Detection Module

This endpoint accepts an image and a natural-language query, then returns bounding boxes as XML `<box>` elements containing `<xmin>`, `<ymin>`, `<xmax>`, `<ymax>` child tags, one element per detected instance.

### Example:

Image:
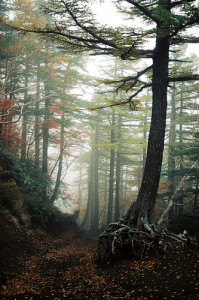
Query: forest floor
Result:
<box><xmin>1</xmin><ymin>223</ymin><xmax>199</xmax><ymax>300</ymax></box>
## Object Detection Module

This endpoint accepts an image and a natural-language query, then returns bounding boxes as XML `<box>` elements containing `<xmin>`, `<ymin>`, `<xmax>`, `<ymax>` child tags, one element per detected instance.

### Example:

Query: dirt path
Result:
<box><xmin>0</xmin><ymin>234</ymin><xmax>199</xmax><ymax>299</ymax></box>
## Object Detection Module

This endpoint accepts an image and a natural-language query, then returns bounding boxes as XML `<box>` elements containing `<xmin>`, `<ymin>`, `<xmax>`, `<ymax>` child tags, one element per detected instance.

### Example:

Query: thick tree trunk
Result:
<box><xmin>126</xmin><ymin>34</ymin><xmax>169</xmax><ymax>226</ymax></box>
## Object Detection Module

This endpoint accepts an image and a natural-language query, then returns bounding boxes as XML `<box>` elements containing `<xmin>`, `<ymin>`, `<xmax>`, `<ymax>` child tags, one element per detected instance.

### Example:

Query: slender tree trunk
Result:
<box><xmin>179</xmin><ymin>89</ymin><xmax>184</xmax><ymax>171</ymax></box>
<box><xmin>178</xmin><ymin>88</ymin><xmax>184</xmax><ymax>215</ymax></box>
<box><xmin>93</xmin><ymin>119</ymin><xmax>99</xmax><ymax>231</ymax></box>
<box><xmin>35</xmin><ymin>63</ymin><xmax>40</xmax><ymax>168</ymax></box>
<box><xmin>49</xmin><ymin>115</ymin><xmax>65</xmax><ymax>205</ymax></box>
<box><xmin>104</xmin><ymin>156</ymin><xmax>108</xmax><ymax>204</ymax></box>
<box><xmin>80</xmin><ymin>149</ymin><xmax>94</xmax><ymax>229</ymax></box>
<box><xmin>77</xmin><ymin>162</ymin><xmax>83</xmax><ymax>223</ymax></box>
<box><xmin>126</xmin><ymin>31</ymin><xmax>170</xmax><ymax>225</ymax></box>
<box><xmin>42</xmin><ymin>87</ymin><xmax>50</xmax><ymax>175</ymax></box>
<box><xmin>107</xmin><ymin>109</ymin><xmax>115</xmax><ymax>225</ymax></box>
<box><xmin>114</xmin><ymin>113</ymin><xmax>122</xmax><ymax>221</ymax></box>
<box><xmin>42</xmin><ymin>43</ymin><xmax>51</xmax><ymax>176</ymax></box>
<box><xmin>142</xmin><ymin>101</ymin><xmax>148</xmax><ymax>175</ymax></box>
<box><xmin>21</xmin><ymin>62</ymin><xmax>28</xmax><ymax>162</ymax></box>
<box><xmin>168</xmin><ymin>83</ymin><xmax>177</xmax><ymax>218</ymax></box>
<box><xmin>80</xmin><ymin>165</ymin><xmax>91</xmax><ymax>229</ymax></box>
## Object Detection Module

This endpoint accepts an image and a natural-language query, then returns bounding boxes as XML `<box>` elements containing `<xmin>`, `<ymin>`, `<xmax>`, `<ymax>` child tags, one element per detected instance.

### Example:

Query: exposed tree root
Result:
<box><xmin>94</xmin><ymin>218</ymin><xmax>199</xmax><ymax>263</ymax></box>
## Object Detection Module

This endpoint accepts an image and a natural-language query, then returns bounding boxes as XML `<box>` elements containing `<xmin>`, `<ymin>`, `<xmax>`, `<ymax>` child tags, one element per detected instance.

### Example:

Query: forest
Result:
<box><xmin>0</xmin><ymin>0</ymin><xmax>199</xmax><ymax>299</ymax></box>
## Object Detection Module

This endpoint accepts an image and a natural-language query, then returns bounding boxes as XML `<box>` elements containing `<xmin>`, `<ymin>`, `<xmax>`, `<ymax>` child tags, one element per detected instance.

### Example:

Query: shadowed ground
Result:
<box><xmin>0</xmin><ymin>226</ymin><xmax>199</xmax><ymax>299</ymax></box>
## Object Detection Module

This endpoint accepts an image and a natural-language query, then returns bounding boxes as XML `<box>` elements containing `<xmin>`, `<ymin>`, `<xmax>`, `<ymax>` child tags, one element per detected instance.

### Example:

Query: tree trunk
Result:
<box><xmin>168</xmin><ymin>83</ymin><xmax>176</xmax><ymax>218</ymax></box>
<box><xmin>21</xmin><ymin>62</ymin><xmax>28</xmax><ymax>162</ymax></box>
<box><xmin>107</xmin><ymin>109</ymin><xmax>115</xmax><ymax>225</ymax></box>
<box><xmin>114</xmin><ymin>113</ymin><xmax>122</xmax><ymax>221</ymax></box>
<box><xmin>35</xmin><ymin>63</ymin><xmax>40</xmax><ymax>168</ymax></box>
<box><xmin>90</xmin><ymin>118</ymin><xmax>100</xmax><ymax>231</ymax></box>
<box><xmin>142</xmin><ymin>100</ymin><xmax>148</xmax><ymax>175</ymax></box>
<box><xmin>126</xmin><ymin>33</ymin><xmax>169</xmax><ymax>226</ymax></box>
<box><xmin>49</xmin><ymin>115</ymin><xmax>64</xmax><ymax>205</ymax></box>
<box><xmin>93</xmin><ymin>118</ymin><xmax>99</xmax><ymax>231</ymax></box>
<box><xmin>42</xmin><ymin>44</ymin><xmax>51</xmax><ymax>177</ymax></box>
<box><xmin>77</xmin><ymin>162</ymin><xmax>83</xmax><ymax>223</ymax></box>
<box><xmin>177</xmin><ymin>89</ymin><xmax>184</xmax><ymax>214</ymax></box>
<box><xmin>80</xmin><ymin>148</ymin><xmax>94</xmax><ymax>229</ymax></box>
<box><xmin>104</xmin><ymin>156</ymin><xmax>108</xmax><ymax>205</ymax></box>
<box><xmin>42</xmin><ymin>86</ymin><xmax>50</xmax><ymax>176</ymax></box>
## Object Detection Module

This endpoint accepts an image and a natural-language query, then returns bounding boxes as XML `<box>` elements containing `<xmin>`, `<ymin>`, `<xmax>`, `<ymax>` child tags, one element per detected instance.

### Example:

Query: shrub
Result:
<box><xmin>8</xmin><ymin>160</ymin><xmax>53</xmax><ymax>226</ymax></box>
<box><xmin>0</xmin><ymin>181</ymin><xmax>24</xmax><ymax>218</ymax></box>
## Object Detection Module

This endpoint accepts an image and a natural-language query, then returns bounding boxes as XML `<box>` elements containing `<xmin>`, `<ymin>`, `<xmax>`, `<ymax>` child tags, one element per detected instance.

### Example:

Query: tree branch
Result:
<box><xmin>124</xmin><ymin>0</ymin><xmax>159</xmax><ymax>23</ymax></box>
<box><xmin>169</xmin><ymin>0</ymin><xmax>196</xmax><ymax>9</ymax></box>
<box><xmin>168</xmin><ymin>74</ymin><xmax>199</xmax><ymax>82</ymax></box>
<box><xmin>102</xmin><ymin>65</ymin><xmax>152</xmax><ymax>91</ymax></box>
<box><xmin>170</xmin><ymin>37</ymin><xmax>199</xmax><ymax>45</ymax></box>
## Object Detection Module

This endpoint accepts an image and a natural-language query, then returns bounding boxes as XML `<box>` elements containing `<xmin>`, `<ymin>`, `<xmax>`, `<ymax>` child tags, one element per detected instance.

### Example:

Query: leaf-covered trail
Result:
<box><xmin>1</xmin><ymin>233</ymin><xmax>199</xmax><ymax>299</ymax></box>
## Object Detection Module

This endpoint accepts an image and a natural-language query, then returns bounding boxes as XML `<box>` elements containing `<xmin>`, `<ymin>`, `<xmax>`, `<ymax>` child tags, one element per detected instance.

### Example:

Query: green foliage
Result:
<box><xmin>0</xmin><ymin>181</ymin><xmax>24</xmax><ymax>218</ymax></box>
<box><xmin>7</xmin><ymin>158</ymin><xmax>53</xmax><ymax>226</ymax></box>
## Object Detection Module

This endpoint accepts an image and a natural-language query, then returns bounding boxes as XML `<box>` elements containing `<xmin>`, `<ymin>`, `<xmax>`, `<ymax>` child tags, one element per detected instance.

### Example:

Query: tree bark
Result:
<box><xmin>126</xmin><ymin>32</ymin><xmax>170</xmax><ymax>225</ymax></box>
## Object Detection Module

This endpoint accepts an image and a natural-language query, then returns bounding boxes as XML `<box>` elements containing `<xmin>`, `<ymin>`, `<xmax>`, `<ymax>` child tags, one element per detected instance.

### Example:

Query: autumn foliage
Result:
<box><xmin>0</xmin><ymin>98</ymin><xmax>21</xmax><ymax>147</ymax></box>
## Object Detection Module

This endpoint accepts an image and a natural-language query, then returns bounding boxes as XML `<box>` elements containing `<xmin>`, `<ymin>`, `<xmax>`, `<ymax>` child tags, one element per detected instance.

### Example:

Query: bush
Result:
<box><xmin>0</xmin><ymin>181</ymin><xmax>24</xmax><ymax>218</ymax></box>
<box><xmin>8</xmin><ymin>160</ymin><xmax>53</xmax><ymax>226</ymax></box>
<box><xmin>0</xmin><ymin>150</ymin><xmax>53</xmax><ymax>226</ymax></box>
